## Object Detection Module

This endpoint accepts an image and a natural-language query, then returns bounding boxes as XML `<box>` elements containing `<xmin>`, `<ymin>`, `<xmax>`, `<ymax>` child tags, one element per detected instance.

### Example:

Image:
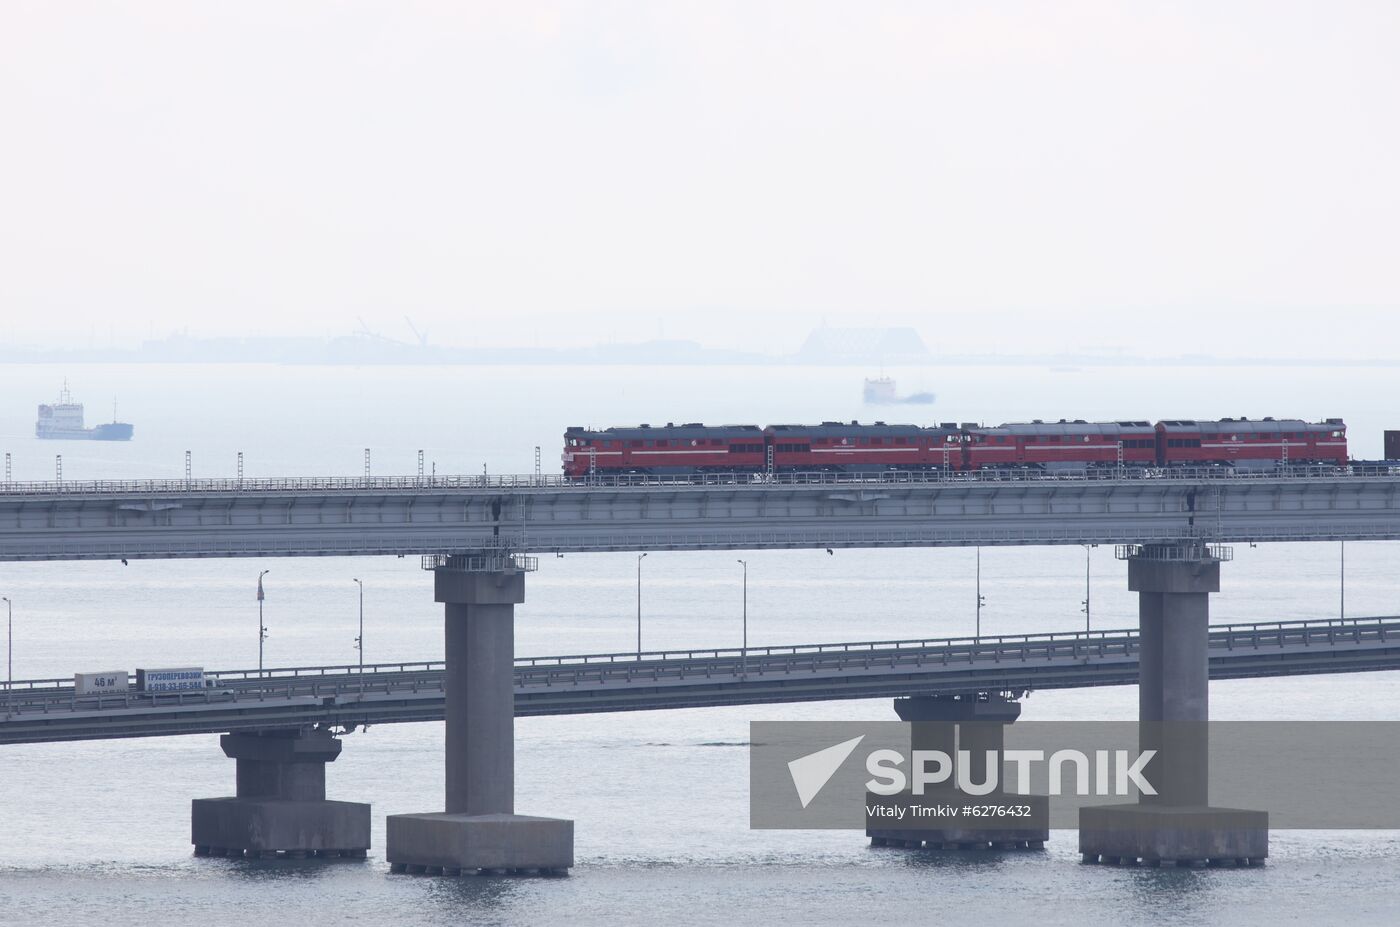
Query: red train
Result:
<box><xmin>562</xmin><ymin>417</ymin><xmax>1348</xmax><ymax>478</ymax></box>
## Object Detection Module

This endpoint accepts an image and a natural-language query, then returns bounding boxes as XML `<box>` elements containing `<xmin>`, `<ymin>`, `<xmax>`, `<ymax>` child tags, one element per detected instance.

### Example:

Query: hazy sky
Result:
<box><xmin>2</xmin><ymin>2</ymin><xmax>1397</xmax><ymax>357</ymax></box>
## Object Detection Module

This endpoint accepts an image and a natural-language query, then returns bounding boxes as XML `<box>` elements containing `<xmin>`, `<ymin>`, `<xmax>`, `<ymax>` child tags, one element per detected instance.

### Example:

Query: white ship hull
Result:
<box><xmin>36</xmin><ymin>384</ymin><xmax>134</xmax><ymax>441</ymax></box>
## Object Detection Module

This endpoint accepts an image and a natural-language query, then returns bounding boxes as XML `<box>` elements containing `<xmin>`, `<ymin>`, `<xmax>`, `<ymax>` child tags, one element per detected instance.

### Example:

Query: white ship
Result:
<box><xmin>36</xmin><ymin>382</ymin><xmax>134</xmax><ymax>441</ymax></box>
<box><xmin>862</xmin><ymin>377</ymin><xmax>934</xmax><ymax>406</ymax></box>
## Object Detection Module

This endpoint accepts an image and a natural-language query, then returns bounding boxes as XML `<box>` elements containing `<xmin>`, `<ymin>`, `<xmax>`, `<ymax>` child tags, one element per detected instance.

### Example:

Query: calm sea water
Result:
<box><xmin>1</xmin><ymin>362</ymin><xmax>1398</xmax><ymax>925</ymax></box>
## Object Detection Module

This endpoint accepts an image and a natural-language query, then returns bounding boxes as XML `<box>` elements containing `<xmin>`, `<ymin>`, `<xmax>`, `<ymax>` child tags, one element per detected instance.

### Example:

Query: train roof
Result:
<box><xmin>566</xmin><ymin>417</ymin><xmax>1346</xmax><ymax>441</ymax></box>
<box><xmin>766</xmin><ymin>421</ymin><xmax>956</xmax><ymax>438</ymax></box>
<box><xmin>565</xmin><ymin>423</ymin><xmax>762</xmax><ymax>440</ymax></box>
<box><xmin>976</xmin><ymin>420</ymin><xmax>1155</xmax><ymax>437</ymax></box>
<box><xmin>1157</xmin><ymin>418</ymin><xmax>1345</xmax><ymax>435</ymax></box>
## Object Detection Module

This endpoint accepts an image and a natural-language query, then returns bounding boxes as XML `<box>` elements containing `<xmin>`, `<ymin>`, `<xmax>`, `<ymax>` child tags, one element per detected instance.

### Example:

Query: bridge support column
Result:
<box><xmin>386</xmin><ymin>566</ymin><xmax>573</xmax><ymax>875</ymax></box>
<box><xmin>867</xmin><ymin>693</ymin><xmax>1048</xmax><ymax>850</ymax></box>
<box><xmin>191</xmin><ymin>729</ymin><xmax>370</xmax><ymax>859</ymax></box>
<box><xmin>1080</xmin><ymin>545</ymin><xmax>1268</xmax><ymax>866</ymax></box>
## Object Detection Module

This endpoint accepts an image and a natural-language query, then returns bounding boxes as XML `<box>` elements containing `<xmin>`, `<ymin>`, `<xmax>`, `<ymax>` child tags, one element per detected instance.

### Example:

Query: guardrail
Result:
<box><xmin>4</xmin><ymin>616</ymin><xmax>1394</xmax><ymax>698</ymax></box>
<box><xmin>1115</xmin><ymin>543</ymin><xmax>1235</xmax><ymax>562</ymax></box>
<box><xmin>1</xmin><ymin>616</ymin><xmax>1397</xmax><ymax>741</ymax></box>
<box><xmin>2</xmin><ymin>464</ymin><xmax>1399</xmax><ymax>497</ymax></box>
<box><xmin>420</xmin><ymin>553</ymin><xmax>539</xmax><ymax>573</ymax></box>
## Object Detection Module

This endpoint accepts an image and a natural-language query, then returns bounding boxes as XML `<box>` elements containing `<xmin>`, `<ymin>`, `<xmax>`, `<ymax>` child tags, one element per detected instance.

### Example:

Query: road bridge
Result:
<box><xmin>3</xmin><ymin>616</ymin><xmax>1395</xmax><ymax>746</ymax></box>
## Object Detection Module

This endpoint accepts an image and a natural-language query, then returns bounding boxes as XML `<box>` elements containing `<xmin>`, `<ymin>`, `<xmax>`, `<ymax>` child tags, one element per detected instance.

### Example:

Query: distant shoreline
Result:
<box><xmin>0</xmin><ymin>345</ymin><xmax>1391</xmax><ymax>368</ymax></box>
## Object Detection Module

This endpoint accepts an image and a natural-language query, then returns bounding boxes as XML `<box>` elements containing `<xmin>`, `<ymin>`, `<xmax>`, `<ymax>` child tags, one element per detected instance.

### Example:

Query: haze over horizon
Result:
<box><xmin>3</xmin><ymin>2</ymin><xmax>1398</xmax><ymax>359</ymax></box>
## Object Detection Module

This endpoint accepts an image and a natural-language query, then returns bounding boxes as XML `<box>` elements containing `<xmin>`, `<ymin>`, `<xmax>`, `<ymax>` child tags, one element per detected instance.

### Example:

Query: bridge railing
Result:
<box><xmin>516</xmin><ymin>617</ymin><xmax>1399</xmax><ymax>683</ymax></box>
<box><xmin>2</xmin><ymin>464</ymin><xmax>1399</xmax><ymax>497</ymax></box>
<box><xmin>4</xmin><ymin>617</ymin><xmax>1394</xmax><ymax>706</ymax></box>
<box><xmin>5</xmin><ymin>621</ymin><xmax>1400</xmax><ymax>742</ymax></box>
<box><xmin>12</xmin><ymin>615</ymin><xmax>1386</xmax><ymax>712</ymax></box>
<box><xmin>140</xmin><ymin>615</ymin><xmax>1400</xmax><ymax>679</ymax></box>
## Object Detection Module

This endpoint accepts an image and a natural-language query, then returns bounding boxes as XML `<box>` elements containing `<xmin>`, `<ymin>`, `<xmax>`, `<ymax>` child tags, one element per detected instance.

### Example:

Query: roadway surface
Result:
<box><xmin>2</xmin><ymin>616</ymin><xmax>1397</xmax><ymax>744</ymax></box>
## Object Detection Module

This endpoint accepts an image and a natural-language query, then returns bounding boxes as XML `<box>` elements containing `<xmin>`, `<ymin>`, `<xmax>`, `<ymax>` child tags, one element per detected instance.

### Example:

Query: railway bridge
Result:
<box><xmin>3</xmin><ymin>467</ymin><xmax>1400</xmax><ymax>872</ymax></box>
<box><xmin>1</xmin><ymin>466</ymin><xmax>1399</xmax><ymax>560</ymax></box>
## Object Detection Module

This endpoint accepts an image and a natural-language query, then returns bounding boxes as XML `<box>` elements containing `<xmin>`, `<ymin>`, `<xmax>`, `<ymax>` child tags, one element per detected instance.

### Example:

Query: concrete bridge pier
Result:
<box><xmin>191</xmin><ymin>728</ymin><xmax>370</xmax><ymax>859</ymax></box>
<box><xmin>1079</xmin><ymin>544</ymin><xmax>1268</xmax><ymax>867</ymax></box>
<box><xmin>386</xmin><ymin>562</ymin><xmax>573</xmax><ymax>876</ymax></box>
<box><xmin>867</xmin><ymin>693</ymin><xmax>1048</xmax><ymax>850</ymax></box>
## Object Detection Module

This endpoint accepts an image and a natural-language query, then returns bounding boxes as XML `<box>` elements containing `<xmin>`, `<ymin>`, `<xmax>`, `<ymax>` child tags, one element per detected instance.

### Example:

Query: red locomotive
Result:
<box><xmin>765</xmin><ymin>421</ymin><xmax>964</xmax><ymax>473</ymax></box>
<box><xmin>562</xmin><ymin>423</ymin><xmax>765</xmax><ymax>475</ymax></box>
<box><xmin>1156</xmin><ymin>418</ymin><xmax>1347</xmax><ymax>468</ymax></box>
<box><xmin>562</xmin><ymin>416</ymin><xmax>1348</xmax><ymax>478</ymax></box>
<box><xmin>964</xmin><ymin>420</ymin><xmax>1157</xmax><ymax>470</ymax></box>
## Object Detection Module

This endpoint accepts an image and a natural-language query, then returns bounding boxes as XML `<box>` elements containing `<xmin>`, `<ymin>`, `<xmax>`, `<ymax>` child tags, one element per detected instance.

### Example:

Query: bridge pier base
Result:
<box><xmin>191</xmin><ymin>729</ymin><xmax>370</xmax><ymax>859</ymax></box>
<box><xmin>867</xmin><ymin>693</ymin><xmax>1048</xmax><ymax>850</ymax></box>
<box><xmin>1079</xmin><ymin>546</ymin><xmax>1268</xmax><ymax>866</ymax></box>
<box><xmin>386</xmin><ymin>567</ymin><xmax>573</xmax><ymax>876</ymax></box>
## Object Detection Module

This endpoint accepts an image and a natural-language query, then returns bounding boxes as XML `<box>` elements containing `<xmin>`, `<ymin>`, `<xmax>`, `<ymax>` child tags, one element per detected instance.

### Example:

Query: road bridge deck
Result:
<box><xmin>2</xmin><ymin>616</ymin><xmax>1396</xmax><ymax>745</ymax></box>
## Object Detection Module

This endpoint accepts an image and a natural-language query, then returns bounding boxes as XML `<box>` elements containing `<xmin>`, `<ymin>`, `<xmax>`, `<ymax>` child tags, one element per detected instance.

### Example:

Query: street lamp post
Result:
<box><xmin>636</xmin><ymin>553</ymin><xmax>647</xmax><ymax>658</ymax></box>
<box><xmin>737</xmin><ymin>559</ymin><xmax>748</xmax><ymax>678</ymax></box>
<box><xmin>2</xmin><ymin>596</ymin><xmax>10</xmax><ymax>714</ymax></box>
<box><xmin>975</xmin><ymin>547</ymin><xmax>986</xmax><ymax>640</ymax></box>
<box><xmin>1081</xmin><ymin>544</ymin><xmax>1094</xmax><ymax>635</ymax></box>
<box><xmin>257</xmin><ymin>570</ymin><xmax>270</xmax><ymax>677</ymax></box>
<box><xmin>353</xmin><ymin>578</ymin><xmax>364</xmax><ymax>678</ymax></box>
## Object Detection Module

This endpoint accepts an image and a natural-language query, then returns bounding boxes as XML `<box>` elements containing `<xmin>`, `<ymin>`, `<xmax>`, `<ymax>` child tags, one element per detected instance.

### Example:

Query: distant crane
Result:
<box><xmin>354</xmin><ymin>316</ymin><xmax>429</xmax><ymax>349</ymax></box>
<box><xmin>355</xmin><ymin>316</ymin><xmax>403</xmax><ymax>345</ymax></box>
<box><xmin>404</xmin><ymin>316</ymin><xmax>429</xmax><ymax>347</ymax></box>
